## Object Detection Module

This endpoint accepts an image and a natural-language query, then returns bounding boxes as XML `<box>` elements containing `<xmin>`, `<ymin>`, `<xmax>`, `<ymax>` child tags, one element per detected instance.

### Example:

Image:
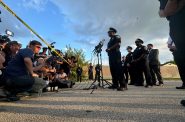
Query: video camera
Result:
<box><xmin>48</xmin><ymin>42</ymin><xmax>59</xmax><ymax>57</ymax></box>
<box><xmin>0</xmin><ymin>35</ymin><xmax>11</xmax><ymax>43</ymax></box>
<box><xmin>46</xmin><ymin>42</ymin><xmax>65</xmax><ymax>66</ymax></box>
<box><xmin>0</xmin><ymin>30</ymin><xmax>14</xmax><ymax>43</ymax></box>
<box><xmin>93</xmin><ymin>39</ymin><xmax>105</xmax><ymax>54</ymax></box>
<box><xmin>0</xmin><ymin>35</ymin><xmax>11</xmax><ymax>51</ymax></box>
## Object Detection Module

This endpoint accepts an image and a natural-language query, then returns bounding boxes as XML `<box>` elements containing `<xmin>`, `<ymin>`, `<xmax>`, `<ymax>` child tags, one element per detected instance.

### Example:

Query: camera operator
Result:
<box><xmin>0</xmin><ymin>35</ymin><xmax>10</xmax><ymax>51</ymax></box>
<box><xmin>106</xmin><ymin>27</ymin><xmax>125</xmax><ymax>91</ymax></box>
<box><xmin>2</xmin><ymin>41</ymin><xmax>21</xmax><ymax>67</ymax></box>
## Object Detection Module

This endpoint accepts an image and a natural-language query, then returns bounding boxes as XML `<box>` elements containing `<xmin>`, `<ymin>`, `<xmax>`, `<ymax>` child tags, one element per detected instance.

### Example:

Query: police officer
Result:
<box><xmin>147</xmin><ymin>44</ymin><xmax>163</xmax><ymax>86</ymax></box>
<box><xmin>106</xmin><ymin>27</ymin><xmax>125</xmax><ymax>91</ymax></box>
<box><xmin>88</xmin><ymin>63</ymin><xmax>93</xmax><ymax>80</ymax></box>
<box><xmin>132</xmin><ymin>39</ymin><xmax>152</xmax><ymax>87</ymax></box>
<box><xmin>76</xmin><ymin>65</ymin><xmax>83</xmax><ymax>82</ymax></box>
<box><xmin>125</xmin><ymin>46</ymin><xmax>135</xmax><ymax>85</ymax></box>
<box><xmin>158</xmin><ymin>0</ymin><xmax>185</xmax><ymax>106</ymax></box>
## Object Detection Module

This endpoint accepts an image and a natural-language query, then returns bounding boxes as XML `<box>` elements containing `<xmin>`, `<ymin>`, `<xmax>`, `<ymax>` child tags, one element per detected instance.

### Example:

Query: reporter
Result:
<box><xmin>2</xmin><ymin>41</ymin><xmax>21</xmax><ymax>67</ymax></box>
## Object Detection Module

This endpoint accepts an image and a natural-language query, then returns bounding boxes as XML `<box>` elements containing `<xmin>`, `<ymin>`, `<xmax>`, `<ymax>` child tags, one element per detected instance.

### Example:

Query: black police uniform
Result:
<box><xmin>107</xmin><ymin>35</ymin><xmax>124</xmax><ymax>88</ymax></box>
<box><xmin>88</xmin><ymin>65</ymin><xmax>93</xmax><ymax>80</ymax></box>
<box><xmin>76</xmin><ymin>66</ymin><xmax>83</xmax><ymax>82</ymax></box>
<box><xmin>125</xmin><ymin>52</ymin><xmax>135</xmax><ymax>85</ymax></box>
<box><xmin>133</xmin><ymin>45</ymin><xmax>152</xmax><ymax>86</ymax></box>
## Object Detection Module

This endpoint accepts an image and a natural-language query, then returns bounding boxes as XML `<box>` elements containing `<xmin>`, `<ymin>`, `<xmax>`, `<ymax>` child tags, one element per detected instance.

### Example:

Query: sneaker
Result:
<box><xmin>54</xmin><ymin>86</ymin><xmax>58</xmax><ymax>91</ymax></box>
<box><xmin>176</xmin><ymin>86</ymin><xmax>185</xmax><ymax>89</ymax></box>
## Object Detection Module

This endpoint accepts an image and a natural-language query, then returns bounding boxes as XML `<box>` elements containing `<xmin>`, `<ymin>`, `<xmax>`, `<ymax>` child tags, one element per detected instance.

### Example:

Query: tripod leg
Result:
<box><xmin>85</xmin><ymin>79</ymin><xmax>97</xmax><ymax>90</ymax></box>
<box><xmin>90</xmin><ymin>85</ymin><xmax>97</xmax><ymax>94</ymax></box>
<box><xmin>90</xmin><ymin>89</ymin><xmax>95</xmax><ymax>94</ymax></box>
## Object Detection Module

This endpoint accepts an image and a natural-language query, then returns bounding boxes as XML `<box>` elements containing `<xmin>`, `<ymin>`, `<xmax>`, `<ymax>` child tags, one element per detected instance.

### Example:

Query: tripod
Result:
<box><xmin>87</xmin><ymin>51</ymin><xmax>112</xmax><ymax>94</ymax></box>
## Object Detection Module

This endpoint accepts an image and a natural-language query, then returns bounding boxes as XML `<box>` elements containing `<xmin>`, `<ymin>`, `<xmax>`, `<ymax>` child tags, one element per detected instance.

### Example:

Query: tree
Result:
<box><xmin>64</xmin><ymin>45</ymin><xmax>88</xmax><ymax>81</ymax></box>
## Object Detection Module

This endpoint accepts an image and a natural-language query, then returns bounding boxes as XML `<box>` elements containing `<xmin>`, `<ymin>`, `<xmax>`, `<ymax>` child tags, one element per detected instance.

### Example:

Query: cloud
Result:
<box><xmin>0</xmin><ymin>0</ymin><xmax>173</xmax><ymax>64</ymax></box>
<box><xmin>75</xmin><ymin>39</ymin><xmax>100</xmax><ymax>47</ymax></box>
<box><xmin>21</xmin><ymin>0</ymin><xmax>48</xmax><ymax>12</ymax></box>
<box><xmin>50</xmin><ymin>0</ymin><xmax>172</xmax><ymax>63</ymax></box>
<box><xmin>50</xmin><ymin>0</ymin><xmax>169</xmax><ymax>41</ymax></box>
<box><xmin>0</xmin><ymin>6</ymin><xmax>32</xmax><ymax>38</ymax></box>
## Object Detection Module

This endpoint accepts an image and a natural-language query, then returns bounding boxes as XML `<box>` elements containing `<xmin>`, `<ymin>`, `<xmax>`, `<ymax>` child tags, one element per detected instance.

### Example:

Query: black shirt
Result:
<box><xmin>107</xmin><ymin>35</ymin><xmax>121</xmax><ymax>55</ymax></box>
<box><xmin>125</xmin><ymin>52</ymin><xmax>133</xmax><ymax>65</ymax></box>
<box><xmin>133</xmin><ymin>46</ymin><xmax>148</xmax><ymax>61</ymax></box>
<box><xmin>76</xmin><ymin>67</ymin><xmax>83</xmax><ymax>75</ymax></box>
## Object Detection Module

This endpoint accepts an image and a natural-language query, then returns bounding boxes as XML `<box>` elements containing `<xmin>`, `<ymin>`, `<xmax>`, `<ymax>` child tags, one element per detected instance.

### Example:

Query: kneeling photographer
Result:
<box><xmin>4</xmin><ymin>40</ymin><xmax>46</xmax><ymax>101</ymax></box>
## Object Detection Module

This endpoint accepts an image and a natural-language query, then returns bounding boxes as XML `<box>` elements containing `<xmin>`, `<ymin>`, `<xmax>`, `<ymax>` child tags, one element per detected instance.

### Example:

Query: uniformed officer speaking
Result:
<box><xmin>106</xmin><ymin>27</ymin><xmax>125</xmax><ymax>91</ymax></box>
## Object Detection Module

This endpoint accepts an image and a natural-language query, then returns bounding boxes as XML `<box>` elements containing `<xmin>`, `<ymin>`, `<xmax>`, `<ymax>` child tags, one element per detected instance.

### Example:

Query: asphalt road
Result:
<box><xmin>0</xmin><ymin>81</ymin><xmax>185</xmax><ymax>122</ymax></box>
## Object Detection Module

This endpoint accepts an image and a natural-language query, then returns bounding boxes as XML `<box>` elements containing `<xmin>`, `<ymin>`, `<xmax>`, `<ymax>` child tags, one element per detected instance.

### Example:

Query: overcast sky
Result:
<box><xmin>0</xmin><ymin>0</ymin><xmax>173</xmax><ymax>65</ymax></box>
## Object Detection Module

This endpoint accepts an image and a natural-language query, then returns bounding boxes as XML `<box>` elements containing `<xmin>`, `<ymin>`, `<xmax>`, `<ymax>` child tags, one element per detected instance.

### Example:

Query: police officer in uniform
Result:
<box><xmin>158</xmin><ymin>0</ymin><xmax>185</xmax><ymax>106</ymax></box>
<box><xmin>76</xmin><ymin>65</ymin><xmax>83</xmax><ymax>82</ymax></box>
<box><xmin>106</xmin><ymin>27</ymin><xmax>125</xmax><ymax>91</ymax></box>
<box><xmin>132</xmin><ymin>39</ymin><xmax>152</xmax><ymax>87</ymax></box>
<box><xmin>147</xmin><ymin>44</ymin><xmax>163</xmax><ymax>86</ymax></box>
<box><xmin>125</xmin><ymin>46</ymin><xmax>135</xmax><ymax>85</ymax></box>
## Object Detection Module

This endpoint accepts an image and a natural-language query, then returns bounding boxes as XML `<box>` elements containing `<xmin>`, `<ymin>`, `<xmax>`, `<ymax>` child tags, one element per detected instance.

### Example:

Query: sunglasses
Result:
<box><xmin>35</xmin><ymin>46</ymin><xmax>41</xmax><ymax>49</ymax></box>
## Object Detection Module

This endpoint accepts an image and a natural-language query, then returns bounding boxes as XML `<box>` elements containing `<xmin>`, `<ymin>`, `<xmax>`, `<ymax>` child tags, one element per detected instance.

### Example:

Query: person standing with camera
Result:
<box><xmin>106</xmin><ymin>27</ymin><xmax>125</xmax><ymax>91</ymax></box>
